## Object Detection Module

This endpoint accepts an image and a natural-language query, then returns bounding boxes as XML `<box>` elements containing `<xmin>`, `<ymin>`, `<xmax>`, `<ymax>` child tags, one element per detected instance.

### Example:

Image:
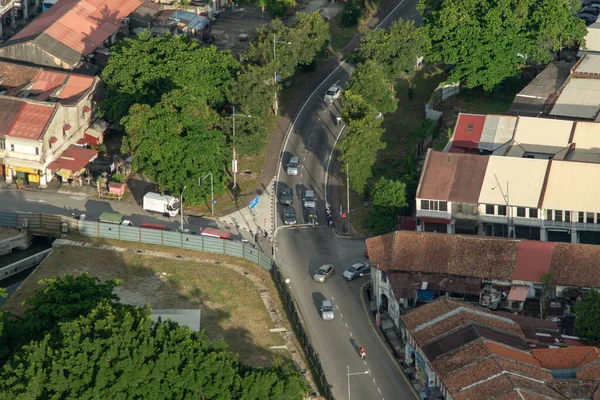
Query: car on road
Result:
<box><xmin>287</xmin><ymin>156</ymin><xmax>300</xmax><ymax>175</ymax></box>
<box><xmin>283</xmin><ymin>207</ymin><xmax>297</xmax><ymax>225</ymax></box>
<box><xmin>324</xmin><ymin>85</ymin><xmax>342</xmax><ymax>104</ymax></box>
<box><xmin>303</xmin><ymin>190</ymin><xmax>316</xmax><ymax>208</ymax></box>
<box><xmin>343</xmin><ymin>262</ymin><xmax>371</xmax><ymax>280</ymax></box>
<box><xmin>313</xmin><ymin>264</ymin><xmax>335</xmax><ymax>282</ymax></box>
<box><xmin>320</xmin><ymin>299</ymin><xmax>334</xmax><ymax>320</ymax></box>
<box><xmin>279</xmin><ymin>187</ymin><xmax>293</xmax><ymax>205</ymax></box>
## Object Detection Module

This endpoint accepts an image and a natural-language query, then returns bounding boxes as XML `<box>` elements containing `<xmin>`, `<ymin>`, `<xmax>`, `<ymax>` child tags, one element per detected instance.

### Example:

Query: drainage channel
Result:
<box><xmin>0</xmin><ymin>236</ymin><xmax>54</xmax><ymax>306</ymax></box>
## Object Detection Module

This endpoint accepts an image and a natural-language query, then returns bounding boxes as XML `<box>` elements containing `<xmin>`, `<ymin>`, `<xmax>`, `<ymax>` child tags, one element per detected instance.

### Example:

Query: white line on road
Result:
<box><xmin>378</xmin><ymin>388</ymin><xmax>382</xmax><ymax>394</ymax></box>
<box><xmin>345</xmin><ymin>323</ymin><xmax>348</xmax><ymax>328</ymax></box>
<box><xmin>25</xmin><ymin>199</ymin><xmax>46</xmax><ymax>203</ymax></box>
<box><xmin>331</xmin><ymin>296</ymin><xmax>335</xmax><ymax>301</ymax></box>
<box><xmin>349</xmin><ymin>332</ymin><xmax>353</xmax><ymax>337</ymax></box>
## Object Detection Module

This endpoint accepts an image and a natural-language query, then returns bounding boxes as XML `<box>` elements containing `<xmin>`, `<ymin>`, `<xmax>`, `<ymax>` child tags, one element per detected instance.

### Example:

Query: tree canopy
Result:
<box><xmin>346</xmin><ymin>60</ymin><xmax>397</xmax><ymax>115</ymax></box>
<box><xmin>338</xmin><ymin>115</ymin><xmax>386</xmax><ymax>194</ymax></box>
<box><xmin>0</xmin><ymin>275</ymin><xmax>310</xmax><ymax>399</ymax></box>
<box><xmin>368</xmin><ymin>177</ymin><xmax>408</xmax><ymax>234</ymax></box>
<box><xmin>355</xmin><ymin>19</ymin><xmax>429</xmax><ymax>79</ymax></box>
<box><xmin>575</xmin><ymin>290</ymin><xmax>600</xmax><ymax>343</ymax></box>
<box><xmin>418</xmin><ymin>0</ymin><xmax>586</xmax><ymax>90</ymax></box>
<box><xmin>122</xmin><ymin>90</ymin><xmax>229</xmax><ymax>202</ymax></box>
<box><xmin>101</xmin><ymin>32</ymin><xmax>240</xmax><ymax>123</ymax></box>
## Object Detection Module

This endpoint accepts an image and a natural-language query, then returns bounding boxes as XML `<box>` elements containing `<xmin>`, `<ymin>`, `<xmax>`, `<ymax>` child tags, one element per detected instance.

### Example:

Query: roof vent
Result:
<box><xmin>467</xmin><ymin>124</ymin><xmax>474</xmax><ymax>132</ymax></box>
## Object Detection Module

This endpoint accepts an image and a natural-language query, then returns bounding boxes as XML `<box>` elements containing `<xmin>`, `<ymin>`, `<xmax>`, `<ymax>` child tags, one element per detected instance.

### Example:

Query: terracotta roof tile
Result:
<box><xmin>485</xmin><ymin>341</ymin><xmax>541</xmax><ymax>366</ymax></box>
<box><xmin>433</xmin><ymin>340</ymin><xmax>492</xmax><ymax>375</ymax></box>
<box><xmin>506</xmin><ymin>375</ymin><xmax>563</xmax><ymax>398</ymax></box>
<box><xmin>548</xmin><ymin>380</ymin><xmax>600</xmax><ymax>399</ymax></box>
<box><xmin>578</xmin><ymin>360</ymin><xmax>600</xmax><ymax>380</ymax></box>
<box><xmin>368</xmin><ymin>231</ymin><xmax>519</xmax><ymax>280</ymax></box>
<box><xmin>491</xmin><ymin>390</ymin><xmax>523</xmax><ymax>400</ymax></box>
<box><xmin>496</xmin><ymin>358</ymin><xmax>553</xmax><ymax>381</ymax></box>
<box><xmin>532</xmin><ymin>346</ymin><xmax>600</xmax><ymax>370</ymax></box>
<box><xmin>0</xmin><ymin>61</ymin><xmax>38</xmax><ymax>90</ymax></box>
<box><xmin>454</xmin><ymin>374</ymin><xmax>514</xmax><ymax>400</ymax></box>
<box><xmin>444</xmin><ymin>357</ymin><xmax>502</xmax><ymax>393</ymax></box>
<box><xmin>417</xmin><ymin>150</ymin><xmax>489</xmax><ymax>203</ymax></box>
<box><xmin>402</xmin><ymin>297</ymin><xmax>484</xmax><ymax>332</ymax></box>
<box><xmin>550</xmin><ymin>243</ymin><xmax>600</xmax><ymax>287</ymax></box>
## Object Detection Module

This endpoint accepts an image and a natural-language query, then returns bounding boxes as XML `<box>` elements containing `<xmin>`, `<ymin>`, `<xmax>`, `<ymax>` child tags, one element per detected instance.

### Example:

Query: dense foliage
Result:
<box><xmin>346</xmin><ymin>60</ymin><xmax>397</xmax><ymax>115</ymax></box>
<box><xmin>368</xmin><ymin>177</ymin><xmax>408</xmax><ymax>234</ymax></box>
<box><xmin>0</xmin><ymin>275</ymin><xmax>309</xmax><ymax>399</ymax></box>
<box><xmin>341</xmin><ymin>0</ymin><xmax>363</xmax><ymax>27</ymax></box>
<box><xmin>418</xmin><ymin>0</ymin><xmax>586</xmax><ymax>90</ymax></box>
<box><xmin>575</xmin><ymin>290</ymin><xmax>600</xmax><ymax>343</ymax></box>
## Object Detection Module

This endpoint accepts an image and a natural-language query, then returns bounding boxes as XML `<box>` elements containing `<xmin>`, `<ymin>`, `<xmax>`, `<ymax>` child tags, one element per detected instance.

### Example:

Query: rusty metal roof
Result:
<box><xmin>6</xmin><ymin>103</ymin><xmax>54</xmax><ymax>140</ymax></box>
<box><xmin>0</xmin><ymin>99</ymin><xmax>24</xmax><ymax>137</ymax></box>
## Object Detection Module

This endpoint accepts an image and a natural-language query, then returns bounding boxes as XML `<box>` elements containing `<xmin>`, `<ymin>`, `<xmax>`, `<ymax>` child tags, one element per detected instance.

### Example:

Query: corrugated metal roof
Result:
<box><xmin>417</xmin><ymin>150</ymin><xmax>489</xmax><ymax>203</ymax></box>
<box><xmin>513</xmin><ymin>241</ymin><xmax>554</xmax><ymax>282</ymax></box>
<box><xmin>575</xmin><ymin>53</ymin><xmax>600</xmax><ymax>75</ymax></box>
<box><xmin>506</xmin><ymin>117</ymin><xmax>573</xmax><ymax>158</ymax></box>
<box><xmin>59</xmin><ymin>75</ymin><xmax>95</xmax><ymax>100</ymax></box>
<box><xmin>541</xmin><ymin>160</ymin><xmax>600</xmax><ymax>213</ymax></box>
<box><xmin>479</xmin><ymin>115</ymin><xmax>517</xmax><ymax>152</ymax></box>
<box><xmin>30</xmin><ymin>70</ymin><xmax>67</xmax><ymax>92</ymax></box>
<box><xmin>0</xmin><ymin>99</ymin><xmax>24</xmax><ymax>137</ymax></box>
<box><xmin>478</xmin><ymin>157</ymin><xmax>549</xmax><ymax>208</ymax></box>
<box><xmin>570</xmin><ymin>121</ymin><xmax>600</xmax><ymax>163</ymax></box>
<box><xmin>6</xmin><ymin>103</ymin><xmax>54</xmax><ymax>140</ymax></box>
<box><xmin>585</xmin><ymin>22</ymin><xmax>600</xmax><ymax>53</ymax></box>
<box><xmin>452</xmin><ymin>113</ymin><xmax>486</xmax><ymax>149</ymax></box>
<box><xmin>550</xmin><ymin>78</ymin><xmax>600</xmax><ymax>119</ymax></box>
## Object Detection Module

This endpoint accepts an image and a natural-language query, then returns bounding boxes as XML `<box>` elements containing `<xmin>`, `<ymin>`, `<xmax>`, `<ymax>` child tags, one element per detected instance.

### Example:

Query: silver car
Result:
<box><xmin>287</xmin><ymin>156</ymin><xmax>300</xmax><ymax>175</ymax></box>
<box><xmin>313</xmin><ymin>264</ymin><xmax>335</xmax><ymax>283</ymax></box>
<box><xmin>321</xmin><ymin>299</ymin><xmax>334</xmax><ymax>320</ymax></box>
<box><xmin>303</xmin><ymin>190</ymin><xmax>316</xmax><ymax>209</ymax></box>
<box><xmin>343</xmin><ymin>262</ymin><xmax>371</xmax><ymax>280</ymax></box>
<box><xmin>324</xmin><ymin>85</ymin><xmax>341</xmax><ymax>104</ymax></box>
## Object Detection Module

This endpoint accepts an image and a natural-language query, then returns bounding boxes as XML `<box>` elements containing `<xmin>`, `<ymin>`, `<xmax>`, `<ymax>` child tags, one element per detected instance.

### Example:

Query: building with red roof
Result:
<box><xmin>0</xmin><ymin>0</ymin><xmax>142</xmax><ymax>70</ymax></box>
<box><xmin>0</xmin><ymin>60</ymin><xmax>100</xmax><ymax>186</ymax></box>
<box><xmin>448</xmin><ymin>113</ymin><xmax>485</xmax><ymax>153</ymax></box>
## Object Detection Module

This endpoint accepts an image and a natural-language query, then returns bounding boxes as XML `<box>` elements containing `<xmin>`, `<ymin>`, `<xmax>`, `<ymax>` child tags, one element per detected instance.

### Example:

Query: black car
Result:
<box><xmin>283</xmin><ymin>207</ymin><xmax>297</xmax><ymax>225</ymax></box>
<box><xmin>279</xmin><ymin>187</ymin><xmax>293</xmax><ymax>205</ymax></box>
<box><xmin>581</xmin><ymin>7</ymin><xmax>600</xmax><ymax>15</ymax></box>
<box><xmin>203</xmin><ymin>35</ymin><xmax>216</xmax><ymax>44</ymax></box>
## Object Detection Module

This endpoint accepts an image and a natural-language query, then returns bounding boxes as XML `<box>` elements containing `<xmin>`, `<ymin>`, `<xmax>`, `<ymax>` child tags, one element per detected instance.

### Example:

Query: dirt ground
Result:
<box><xmin>2</xmin><ymin>244</ymin><xmax>288</xmax><ymax>367</ymax></box>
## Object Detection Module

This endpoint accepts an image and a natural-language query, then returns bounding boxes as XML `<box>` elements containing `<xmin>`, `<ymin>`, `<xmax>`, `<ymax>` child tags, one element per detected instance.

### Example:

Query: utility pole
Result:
<box><xmin>231</xmin><ymin>106</ymin><xmax>251</xmax><ymax>190</ymax></box>
<box><xmin>180</xmin><ymin>185</ymin><xmax>187</xmax><ymax>232</ymax></box>
<box><xmin>346</xmin><ymin>163</ymin><xmax>350</xmax><ymax>233</ymax></box>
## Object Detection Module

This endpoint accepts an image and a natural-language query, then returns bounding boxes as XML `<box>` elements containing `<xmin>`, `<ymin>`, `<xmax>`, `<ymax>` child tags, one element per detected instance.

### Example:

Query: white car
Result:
<box><xmin>343</xmin><ymin>262</ymin><xmax>371</xmax><ymax>280</ymax></box>
<box><xmin>324</xmin><ymin>85</ymin><xmax>342</xmax><ymax>104</ymax></box>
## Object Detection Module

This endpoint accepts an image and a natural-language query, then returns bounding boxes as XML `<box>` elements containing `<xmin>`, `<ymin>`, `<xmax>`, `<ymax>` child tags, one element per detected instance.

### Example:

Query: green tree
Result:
<box><xmin>341</xmin><ymin>0</ymin><xmax>363</xmax><ymax>27</ymax></box>
<box><xmin>123</xmin><ymin>90</ymin><xmax>229</xmax><ymax>204</ymax></box>
<box><xmin>347</xmin><ymin>60</ymin><xmax>397</xmax><ymax>115</ymax></box>
<box><xmin>228</xmin><ymin>64</ymin><xmax>278</xmax><ymax>117</ymax></box>
<box><xmin>418</xmin><ymin>0</ymin><xmax>586</xmax><ymax>90</ymax></box>
<box><xmin>368</xmin><ymin>177</ymin><xmax>408</xmax><ymax>234</ymax></box>
<box><xmin>575</xmin><ymin>290</ymin><xmax>600</xmax><ymax>343</ymax></box>
<box><xmin>101</xmin><ymin>32</ymin><xmax>240</xmax><ymax>123</ymax></box>
<box><xmin>356</xmin><ymin>19</ymin><xmax>429</xmax><ymax>79</ymax></box>
<box><xmin>341</xmin><ymin>90</ymin><xmax>377</xmax><ymax>122</ymax></box>
<box><xmin>293</xmin><ymin>12</ymin><xmax>329</xmax><ymax>67</ymax></box>
<box><xmin>220</xmin><ymin>114</ymin><xmax>269</xmax><ymax>157</ymax></box>
<box><xmin>338</xmin><ymin>115</ymin><xmax>386</xmax><ymax>194</ymax></box>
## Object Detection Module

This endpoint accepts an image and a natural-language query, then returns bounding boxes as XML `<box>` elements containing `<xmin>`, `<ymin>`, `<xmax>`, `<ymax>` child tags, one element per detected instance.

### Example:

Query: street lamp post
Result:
<box><xmin>199</xmin><ymin>173</ymin><xmax>214</xmax><ymax>216</ymax></box>
<box><xmin>231</xmin><ymin>106</ymin><xmax>251</xmax><ymax>190</ymax></box>
<box><xmin>492</xmin><ymin>174</ymin><xmax>513</xmax><ymax>238</ymax></box>
<box><xmin>272</xmin><ymin>34</ymin><xmax>291</xmax><ymax>116</ymax></box>
<box><xmin>180</xmin><ymin>185</ymin><xmax>187</xmax><ymax>232</ymax></box>
<box><xmin>346</xmin><ymin>163</ymin><xmax>350</xmax><ymax>233</ymax></box>
<box><xmin>347</xmin><ymin>366</ymin><xmax>369</xmax><ymax>400</ymax></box>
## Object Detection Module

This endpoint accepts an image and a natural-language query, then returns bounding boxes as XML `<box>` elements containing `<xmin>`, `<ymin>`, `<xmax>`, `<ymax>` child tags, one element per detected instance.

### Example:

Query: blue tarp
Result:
<box><xmin>418</xmin><ymin>290</ymin><xmax>436</xmax><ymax>302</ymax></box>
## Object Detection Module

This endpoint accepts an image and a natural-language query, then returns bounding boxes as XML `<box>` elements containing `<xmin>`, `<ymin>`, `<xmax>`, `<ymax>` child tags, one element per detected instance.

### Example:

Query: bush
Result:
<box><xmin>269</xmin><ymin>0</ymin><xmax>290</xmax><ymax>17</ymax></box>
<box><xmin>341</xmin><ymin>0</ymin><xmax>363</xmax><ymax>27</ymax></box>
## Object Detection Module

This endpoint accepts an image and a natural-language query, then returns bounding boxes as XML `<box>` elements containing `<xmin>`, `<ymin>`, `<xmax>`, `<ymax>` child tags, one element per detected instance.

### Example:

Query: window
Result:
<box><xmin>456</xmin><ymin>203</ymin><xmax>464</xmax><ymax>213</ymax></box>
<box><xmin>35</xmin><ymin>147</ymin><xmax>39</xmax><ymax>155</ymax></box>
<box><xmin>10</xmin><ymin>144</ymin><xmax>14</xmax><ymax>152</ymax></box>
<box><xmin>597</xmin><ymin>213</ymin><xmax>600</xmax><ymax>224</ymax></box>
<box><xmin>0</xmin><ymin>139</ymin><xmax>4</xmax><ymax>150</ymax></box>
<box><xmin>498</xmin><ymin>205</ymin><xmax>507</xmax><ymax>216</ymax></box>
<box><xmin>517</xmin><ymin>207</ymin><xmax>526</xmax><ymax>217</ymax></box>
<box><xmin>565</xmin><ymin>211</ymin><xmax>570</xmax><ymax>223</ymax></box>
<box><xmin>579</xmin><ymin>212</ymin><xmax>585</xmax><ymax>223</ymax></box>
<box><xmin>420</xmin><ymin>200</ymin><xmax>429</xmax><ymax>210</ymax></box>
<box><xmin>529</xmin><ymin>208</ymin><xmax>538</xmax><ymax>219</ymax></box>
<box><xmin>486</xmin><ymin>204</ymin><xmax>495</xmax><ymax>215</ymax></box>
<box><xmin>439</xmin><ymin>201</ymin><xmax>447</xmax><ymax>212</ymax></box>
<box><xmin>587</xmin><ymin>213</ymin><xmax>595</xmax><ymax>224</ymax></box>
<box><xmin>555</xmin><ymin>210</ymin><xmax>563</xmax><ymax>222</ymax></box>
<box><xmin>420</xmin><ymin>200</ymin><xmax>446</xmax><ymax>211</ymax></box>
<box><xmin>547</xmin><ymin>210</ymin><xmax>553</xmax><ymax>221</ymax></box>
<box><xmin>381</xmin><ymin>271</ymin><xmax>387</xmax><ymax>283</ymax></box>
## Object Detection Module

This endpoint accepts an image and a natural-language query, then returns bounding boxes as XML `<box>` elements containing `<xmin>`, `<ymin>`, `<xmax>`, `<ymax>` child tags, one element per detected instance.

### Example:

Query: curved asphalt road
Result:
<box><xmin>273</xmin><ymin>1</ymin><xmax>422</xmax><ymax>399</ymax></box>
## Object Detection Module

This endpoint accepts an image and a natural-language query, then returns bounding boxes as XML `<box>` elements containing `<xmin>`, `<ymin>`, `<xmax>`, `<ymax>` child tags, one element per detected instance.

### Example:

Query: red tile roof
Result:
<box><xmin>452</xmin><ymin>113</ymin><xmax>486</xmax><ymax>149</ymax></box>
<box><xmin>550</xmin><ymin>243</ymin><xmax>600</xmax><ymax>288</ymax></box>
<box><xmin>513</xmin><ymin>241</ymin><xmax>554</xmax><ymax>282</ymax></box>
<box><xmin>12</xmin><ymin>0</ymin><xmax>142</xmax><ymax>56</ymax></box>
<box><xmin>417</xmin><ymin>149</ymin><xmax>489</xmax><ymax>203</ymax></box>
<box><xmin>48</xmin><ymin>145</ymin><xmax>97</xmax><ymax>172</ymax></box>
<box><xmin>532</xmin><ymin>346</ymin><xmax>600</xmax><ymax>370</ymax></box>
<box><xmin>6</xmin><ymin>103</ymin><xmax>54</xmax><ymax>140</ymax></box>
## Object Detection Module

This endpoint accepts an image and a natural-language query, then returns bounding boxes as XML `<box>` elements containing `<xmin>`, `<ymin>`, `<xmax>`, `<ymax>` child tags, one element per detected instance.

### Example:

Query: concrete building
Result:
<box><xmin>0</xmin><ymin>60</ymin><xmax>100</xmax><ymax>186</ymax></box>
<box><xmin>400</xmin><ymin>297</ymin><xmax>600</xmax><ymax>400</ymax></box>
<box><xmin>0</xmin><ymin>0</ymin><xmax>142</xmax><ymax>70</ymax></box>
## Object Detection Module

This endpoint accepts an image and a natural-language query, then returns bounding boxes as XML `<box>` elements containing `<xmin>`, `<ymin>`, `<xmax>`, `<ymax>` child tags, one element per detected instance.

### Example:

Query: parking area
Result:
<box><xmin>210</xmin><ymin>7</ymin><xmax>272</xmax><ymax>55</ymax></box>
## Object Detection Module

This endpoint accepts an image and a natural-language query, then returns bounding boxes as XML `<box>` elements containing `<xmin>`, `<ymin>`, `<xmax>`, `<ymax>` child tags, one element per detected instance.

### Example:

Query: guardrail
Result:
<box><xmin>0</xmin><ymin>248</ymin><xmax>52</xmax><ymax>281</ymax></box>
<box><xmin>0</xmin><ymin>211</ymin><xmax>335</xmax><ymax>399</ymax></box>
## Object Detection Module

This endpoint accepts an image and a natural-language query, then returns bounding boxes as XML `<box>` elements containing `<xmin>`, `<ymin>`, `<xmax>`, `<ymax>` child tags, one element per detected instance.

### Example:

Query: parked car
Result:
<box><xmin>581</xmin><ymin>6</ymin><xmax>600</xmax><ymax>15</ymax></box>
<box><xmin>576</xmin><ymin>12</ymin><xmax>598</xmax><ymax>24</ymax></box>
<box><xmin>283</xmin><ymin>207</ymin><xmax>297</xmax><ymax>225</ymax></box>
<box><xmin>343</xmin><ymin>262</ymin><xmax>371</xmax><ymax>280</ymax></box>
<box><xmin>303</xmin><ymin>189</ymin><xmax>316</xmax><ymax>209</ymax></box>
<box><xmin>313</xmin><ymin>264</ymin><xmax>335</xmax><ymax>282</ymax></box>
<box><xmin>324</xmin><ymin>84</ymin><xmax>342</xmax><ymax>104</ymax></box>
<box><xmin>287</xmin><ymin>156</ymin><xmax>300</xmax><ymax>175</ymax></box>
<box><xmin>279</xmin><ymin>187</ymin><xmax>293</xmax><ymax>205</ymax></box>
<box><xmin>320</xmin><ymin>299</ymin><xmax>334</xmax><ymax>320</ymax></box>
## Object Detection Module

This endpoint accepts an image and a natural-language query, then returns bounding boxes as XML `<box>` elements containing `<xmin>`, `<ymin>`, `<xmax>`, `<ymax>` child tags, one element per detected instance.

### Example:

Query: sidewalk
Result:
<box><xmin>0</xmin><ymin>179</ymin><xmax>97</xmax><ymax>197</ymax></box>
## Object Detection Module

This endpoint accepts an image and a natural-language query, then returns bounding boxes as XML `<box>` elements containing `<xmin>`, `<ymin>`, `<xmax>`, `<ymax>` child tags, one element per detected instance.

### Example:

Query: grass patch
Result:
<box><xmin>3</xmin><ymin>241</ymin><xmax>290</xmax><ymax>368</ymax></box>
<box><xmin>329</xmin><ymin>13</ymin><xmax>358</xmax><ymax>52</ymax></box>
<box><xmin>439</xmin><ymin>83</ymin><xmax>521</xmax><ymax>115</ymax></box>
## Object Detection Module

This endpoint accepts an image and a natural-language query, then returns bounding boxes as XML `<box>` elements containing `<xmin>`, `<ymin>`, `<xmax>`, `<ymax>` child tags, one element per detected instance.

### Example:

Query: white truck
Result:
<box><xmin>143</xmin><ymin>192</ymin><xmax>180</xmax><ymax>217</ymax></box>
